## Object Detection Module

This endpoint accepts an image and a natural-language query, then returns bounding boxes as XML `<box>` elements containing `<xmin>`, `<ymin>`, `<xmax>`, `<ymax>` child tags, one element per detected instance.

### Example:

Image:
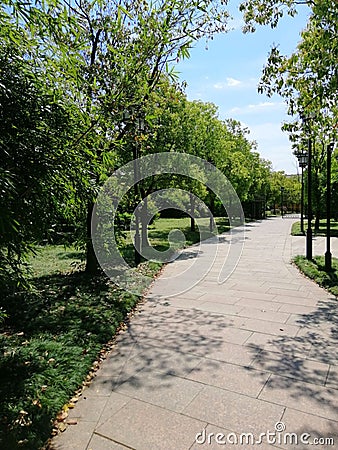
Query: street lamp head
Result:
<box><xmin>122</xmin><ymin>108</ymin><xmax>146</xmax><ymax>132</ymax></box>
<box><xmin>299</xmin><ymin>152</ymin><xmax>308</xmax><ymax>168</ymax></box>
<box><xmin>294</xmin><ymin>148</ymin><xmax>308</xmax><ymax>168</ymax></box>
<box><xmin>328</xmin><ymin>142</ymin><xmax>336</xmax><ymax>153</ymax></box>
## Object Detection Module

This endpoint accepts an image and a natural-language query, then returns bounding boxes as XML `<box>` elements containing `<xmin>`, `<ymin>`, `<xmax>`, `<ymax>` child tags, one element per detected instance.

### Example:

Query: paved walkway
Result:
<box><xmin>51</xmin><ymin>217</ymin><xmax>338</xmax><ymax>450</ymax></box>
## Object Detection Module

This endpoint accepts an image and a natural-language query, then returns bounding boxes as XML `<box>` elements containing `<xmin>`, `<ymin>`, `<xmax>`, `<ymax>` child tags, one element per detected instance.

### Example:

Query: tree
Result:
<box><xmin>2</xmin><ymin>0</ymin><xmax>232</xmax><ymax>272</ymax></box>
<box><xmin>239</xmin><ymin>0</ymin><xmax>337</xmax><ymax>224</ymax></box>
<box><xmin>0</xmin><ymin>22</ymin><xmax>93</xmax><ymax>290</ymax></box>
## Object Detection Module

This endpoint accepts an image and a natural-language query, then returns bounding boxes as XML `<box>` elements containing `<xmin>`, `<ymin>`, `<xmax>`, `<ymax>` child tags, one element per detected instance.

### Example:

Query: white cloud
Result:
<box><xmin>227</xmin><ymin>77</ymin><xmax>242</xmax><ymax>87</ymax></box>
<box><xmin>213</xmin><ymin>77</ymin><xmax>258</xmax><ymax>91</ymax></box>
<box><xmin>228</xmin><ymin>101</ymin><xmax>284</xmax><ymax>115</ymax></box>
<box><xmin>213</xmin><ymin>77</ymin><xmax>241</xmax><ymax>89</ymax></box>
<box><xmin>229</xmin><ymin>106</ymin><xmax>241</xmax><ymax>113</ymax></box>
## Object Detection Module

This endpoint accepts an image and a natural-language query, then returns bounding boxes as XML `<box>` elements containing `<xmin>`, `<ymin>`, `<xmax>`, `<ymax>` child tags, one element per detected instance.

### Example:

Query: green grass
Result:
<box><xmin>291</xmin><ymin>219</ymin><xmax>338</xmax><ymax>236</ymax></box>
<box><xmin>0</xmin><ymin>216</ymin><xmax>231</xmax><ymax>449</ymax></box>
<box><xmin>119</xmin><ymin>216</ymin><xmax>230</xmax><ymax>264</ymax></box>
<box><xmin>27</xmin><ymin>245</ymin><xmax>85</xmax><ymax>277</ymax></box>
<box><xmin>293</xmin><ymin>255</ymin><xmax>338</xmax><ymax>296</ymax></box>
<box><xmin>291</xmin><ymin>221</ymin><xmax>303</xmax><ymax>236</ymax></box>
<box><xmin>148</xmin><ymin>216</ymin><xmax>229</xmax><ymax>248</ymax></box>
<box><xmin>0</xmin><ymin>246</ymin><xmax>161</xmax><ymax>450</ymax></box>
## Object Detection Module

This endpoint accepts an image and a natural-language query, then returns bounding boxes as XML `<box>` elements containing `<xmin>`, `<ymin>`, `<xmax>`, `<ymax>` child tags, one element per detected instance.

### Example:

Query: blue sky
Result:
<box><xmin>176</xmin><ymin>3</ymin><xmax>311</xmax><ymax>174</ymax></box>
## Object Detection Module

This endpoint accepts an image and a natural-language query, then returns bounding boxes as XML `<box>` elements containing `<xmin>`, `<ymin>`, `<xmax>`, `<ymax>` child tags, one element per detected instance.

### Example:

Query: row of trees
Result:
<box><xmin>5</xmin><ymin>0</ymin><xmax>332</xmax><ymax>290</ymax></box>
<box><xmin>241</xmin><ymin>0</ymin><xmax>338</xmax><ymax>228</ymax></box>
<box><xmin>1</xmin><ymin>0</ymin><xmax>231</xmax><ymax>284</ymax></box>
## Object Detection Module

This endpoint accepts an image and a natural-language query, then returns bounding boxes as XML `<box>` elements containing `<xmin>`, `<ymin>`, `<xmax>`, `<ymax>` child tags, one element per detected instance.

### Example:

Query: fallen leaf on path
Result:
<box><xmin>56</xmin><ymin>411</ymin><xmax>68</xmax><ymax>422</ymax></box>
<box><xmin>66</xmin><ymin>419</ymin><xmax>78</xmax><ymax>425</ymax></box>
<box><xmin>58</xmin><ymin>422</ymin><xmax>67</xmax><ymax>432</ymax></box>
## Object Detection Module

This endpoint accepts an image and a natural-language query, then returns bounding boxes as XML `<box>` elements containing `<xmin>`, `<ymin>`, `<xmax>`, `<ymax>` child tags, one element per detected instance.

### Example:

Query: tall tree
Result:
<box><xmin>239</xmin><ymin>0</ymin><xmax>338</xmax><ymax>223</ymax></box>
<box><xmin>0</xmin><ymin>15</ymin><xmax>93</xmax><ymax>289</ymax></box>
<box><xmin>3</xmin><ymin>0</ymin><xmax>231</xmax><ymax>272</ymax></box>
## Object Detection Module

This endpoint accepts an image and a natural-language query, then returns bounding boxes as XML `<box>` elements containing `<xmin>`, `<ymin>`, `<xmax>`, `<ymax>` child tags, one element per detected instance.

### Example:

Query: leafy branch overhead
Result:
<box><xmin>241</xmin><ymin>0</ymin><xmax>338</xmax><ymax>126</ymax></box>
<box><xmin>239</xmin><ymin>0</ymin><xmax>310</xmax><ymax>32</ymax></box>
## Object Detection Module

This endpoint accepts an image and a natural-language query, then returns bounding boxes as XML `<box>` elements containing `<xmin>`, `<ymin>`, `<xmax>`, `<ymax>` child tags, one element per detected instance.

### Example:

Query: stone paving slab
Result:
<box><xmin>235</xmin><ymin>306</ymin><xmax>291</xmax><ymax>323</ymax></box>
<box><xmin>52</xmin><ymin>421</ymin><xmax>96</xmax><ymax>450</ymax></box>
<box><xmin>203</xmin><ymin>340</ymin><xmax>260</xmax><ymax>366</ymax></box>
<box><xmin>277</xmin><ymin>303</ymin><xmax>319</xmax><ymax>314</ymax></box>
<box><xmin>307</xmin><ymin>344</ymin><xmax>338</xmax><ymax>365</ymax></box>
<box><xmin>87</xmin><ymin>434</ymin><xmax>131</xmax><ymax>450</ymax></box>
<box><xmin>326</xmin><ymin>365</ymin><xmax>338</xmax><ymax>389</ymax></box>
<box><xmin>234</xmin><ymin>297</ymin><xmax>282</xmax><ymax>311</ymax></box>
<box><xmin>244</xmin><ymin>332</ymin><xmax>312</xmax><ymax>357</ymax></box>
<box><xmin>279</xmin><ymin>408</ymin><xmax>338</xmax><ymax>450</ymax></box>
<box><xmin>183</xmin><ymin>385</ymin><xmax>285</xmax><ymax>435</ymax></box>
<box><xmin>51</xmin><ymin>217</ymin><xmax>338</xmax><ymax>449</ymax></box>
<box><xmin>230</xmin><ymin>316</ymin><xmax>301</xmax><ymax>337</ymax></box>
<box><xmin>114</xmin><ymin>369</ymin><xmax>204</xmax><ymax>413</ymax></box>
<box><xmin>96</xmin><ymin>399</ymin><xmax>207</xmax><ymax>450</ymax></box>
<box><xmin>121</xmin><ymin>345</ymin><xmax>203</xmax><ymax>377</ymax></box>
<box><xmin>258</xmin><ymin>374</ymin><xmax>338</xmax><ymax>421</ymax></box>
<box><xmin>186</xmin><ymin>359</ymin><xmax>270</xmax><ymax>397</ymax></box>
<box><xmin>251</xmin><ymin>350</ymin><xmax>330</xmax><ymax>385</ymax></box>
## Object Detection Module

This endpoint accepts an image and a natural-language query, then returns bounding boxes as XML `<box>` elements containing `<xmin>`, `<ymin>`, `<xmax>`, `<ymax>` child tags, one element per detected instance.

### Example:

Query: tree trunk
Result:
<box><xmin>190</xmin><ymin>192</ymin><xmax>195</xmax><ymax>232</ymax></box>
<box><xmin>209</xmin><ymin>190</ymin><xmax>214</xmax><ymax>232</ymax></box>
<box><xmin>85</xmin><ymin>200</ymin><xmax>100</xmax><ymax>274</ymax></box>
<box><xmin>314</xmin><ymin>212</ymin><xmax>320</xmax><ymax>231</ymax></box>
<box><xmin>140</xmin><ymin>197</ymin><xmax>150</xmax><ymax>249</ymax></box>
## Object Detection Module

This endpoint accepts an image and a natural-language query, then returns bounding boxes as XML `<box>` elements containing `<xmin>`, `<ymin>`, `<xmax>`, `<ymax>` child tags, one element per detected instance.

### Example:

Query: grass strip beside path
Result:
<box><xmin>0</xmin><ymin>217</ymin><xmax>229</xmax><ymax>449</ymax></box>
<box><xmin>0</xmin><ymin>247</ymin><xmax>161</xmax><ymax>450</ymax></box>
<box><xmin>293</xmin><ymin>255</ymin><xmax>338</xmax><ymax>296</ymax></box>
<box><xmin>291</xmin><ymin>219</ymin><xmax>338</xmax><ymax>236</ymax></box>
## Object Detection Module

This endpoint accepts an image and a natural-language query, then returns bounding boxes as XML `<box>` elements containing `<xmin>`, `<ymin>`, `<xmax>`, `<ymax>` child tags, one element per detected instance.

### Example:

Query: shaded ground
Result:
<box><xmin>50</xmin><ymin>217</ymin><xmax>338</xmax><ymax>450</ymax></box>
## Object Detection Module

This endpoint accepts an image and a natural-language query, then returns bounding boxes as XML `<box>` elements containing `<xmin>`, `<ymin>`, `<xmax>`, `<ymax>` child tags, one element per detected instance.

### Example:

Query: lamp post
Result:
<box><xmin>325</xmin><ymin>142</ymin><xmax>335</xmax><ymax>272</ymax></box>
<box><xmin>280</xmin><ymin>186</ymin><xmax>285</xmax><ymax>218</ymax></box>
<box><xmin>301</xmin><ymin>112</ymin><xmax>315</xmax><ymax>260</ymax></box>
<box><xmin>295</xmin><ymin>149</ymin><xmax>308</xmax><ymax>235</ymax></box>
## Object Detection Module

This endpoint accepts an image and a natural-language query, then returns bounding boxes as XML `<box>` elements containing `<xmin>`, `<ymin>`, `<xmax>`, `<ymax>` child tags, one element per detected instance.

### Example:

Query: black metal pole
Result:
<box><xmin>306</xmin><ymin>137</ymin><xmax>312</xmax><ymax>260</ymax></box>
<box><xmin>300</xmin><ymin>166</ymin><xmax>304</xmax><ymax>234</ymax></box>
<box><xmin>281</xmin><ymin>188</ymin><xmax>284</xmax><ymax>218</ymax></box>
<box><xmin>133</xmin><ymin>145</ymin><xmax>141</xmax><ymax>265</ymax></box>
<box><xmin>209</xmin><ymin>191</ymin><xmax>214</xmax><ymax>232</ymax></box>
<box><xmin>325</xmin><ymin>143</ymin><xmax>333</xmax><ymax>271</ymax></box>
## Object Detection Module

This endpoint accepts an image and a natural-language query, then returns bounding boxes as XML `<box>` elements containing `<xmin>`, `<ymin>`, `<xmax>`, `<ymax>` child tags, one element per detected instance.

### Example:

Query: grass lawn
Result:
<box><xmin>119</xmin><ymin>216</ymin><xmax>230</xmax><ymax>265</ymax></box>
<box><xmin>293</xmin><ymin>255</ymin><xmax>338</xmax><ymax>296</ymax></box>
<box><xmin>0</xmin><ymin>216</ymin><xmax>230</xmax><ymax>449</ymax></box>
<box><xmin>148</xmin><ymin>216</ymin><xmax>229</xmax><ymax>250</ymax></box>
<box><xmin>0</xmin><ymin>245</ymin><xmax>161</xmax><ymax>449</ymax></box>
<box><xmin>291</xmin><ymin>219</ymin><xmax>338</xmax><ymax>236</ymax></box>
<box><xmin>292</xmin><ymin>219</ymin><xmax>338</xmax><ymax>295</ymax></box>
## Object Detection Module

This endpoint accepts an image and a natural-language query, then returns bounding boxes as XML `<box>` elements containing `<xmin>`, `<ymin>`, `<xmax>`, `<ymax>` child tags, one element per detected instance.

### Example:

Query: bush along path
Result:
<box><xmin>293</xmin><ymin>255</ymin><xmax>338</xmax><ymax>296</ymax></box>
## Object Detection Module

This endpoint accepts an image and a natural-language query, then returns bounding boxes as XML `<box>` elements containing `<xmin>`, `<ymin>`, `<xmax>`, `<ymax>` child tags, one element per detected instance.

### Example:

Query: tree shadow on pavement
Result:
<box><xmin>246</xmin><ymin>296</ymin><xmax>338</xmax><ymax>424</ymax></box>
